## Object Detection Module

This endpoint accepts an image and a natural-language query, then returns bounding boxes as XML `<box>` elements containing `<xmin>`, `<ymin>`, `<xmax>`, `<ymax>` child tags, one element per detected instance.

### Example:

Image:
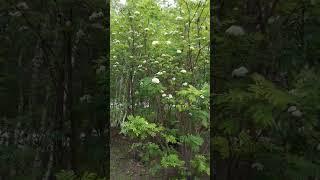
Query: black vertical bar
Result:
<box><xmin>210</xmin><ymin>0</ymin><xmax>216</xmax><ymax>179</ymax></box>
<box><xmin>106</xmin><ymin>0</ymin><xmax>111</xmax><ymax>179</ymax></box>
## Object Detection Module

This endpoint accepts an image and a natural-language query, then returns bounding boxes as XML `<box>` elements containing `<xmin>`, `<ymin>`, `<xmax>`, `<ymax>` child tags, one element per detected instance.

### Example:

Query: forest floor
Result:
<box><xmin>110</xmin><ymin>129</ymin><xmax>162</xmax><ymax>180</ymax></box>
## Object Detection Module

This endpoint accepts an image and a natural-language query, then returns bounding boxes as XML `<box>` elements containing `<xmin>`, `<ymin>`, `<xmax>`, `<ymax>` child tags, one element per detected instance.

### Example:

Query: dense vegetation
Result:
<box><xmin>213</xmin><ymin>0</ymin><xmax>320</xmax><ymax>179</ymax></box>
<box><xmin>0</xmin><ymin>0</ymin><xmax>108</xmax><ymax>179</ymax></box>
<box><xmin>1</xmin><ymin>0</ymin><xmax>320</xmax><ymax>180</ymax></box>
<box><xmin>110</xmin><ymin>0</ymin><xmax>210</xmax><ymax>179</ymax></box>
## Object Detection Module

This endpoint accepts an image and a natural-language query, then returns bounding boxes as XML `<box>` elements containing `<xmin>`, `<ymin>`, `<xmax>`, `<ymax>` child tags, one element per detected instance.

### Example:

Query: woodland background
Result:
<box><xmin>213</xmin><ymin>0</ymin><xmax>320</xmax><ymax>179</ymax></box>
<box><xmin>0</xmin><ymin>0</ymin><xmax>108</xmax><ymax>179</ymax></box>
<box><xmin>0</xmin><ymin>0</ymin><xmax>320</xmax><ymax>180</ymax></box>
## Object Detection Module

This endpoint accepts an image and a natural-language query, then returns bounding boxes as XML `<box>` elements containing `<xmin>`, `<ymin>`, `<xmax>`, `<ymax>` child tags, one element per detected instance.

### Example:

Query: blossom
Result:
<box><xmin>134</xmin><ymin>11</ymin><xmax>140</xmax><ymax>15</ymax></box>
<box><xmin>172</xmin><ymin>77</ymin><xmax>176</xmax><ymax>81</ymax></box>
<box><xmin>9</xmin><ymin>11</ymin><xmax>22</xmax><ymax>17</ymax></box>
<box><xmin>143</xmin><ymin>60</ymin><xmax>147</xmax><ymax>63</ymax></box>
<box><xmin>80</xmin><ymin>94</ymin><xmax>92</xmax><ymax>103</ymax></box>
<box><xmin>168</xmin><ymin>94</ymin><xmax>173</xmax><ymax>99</ymax></box>
<box><xmin>225</xmin><ymin>25</ymin><xmax>245</xmax><ymax>36</ymax></box>
<box><xmin>156</xmin><ymin>71</ymin><xmax>163</xmax><ymax>75</ymax></box>
<box><xmin>152</xmin><ymin>77</ymin><xmax>160</xmax><ymax>84</ymax></box>
<box><xmin>175</xmin><ymin>16</ymin><xmax>183</xmax><ymax>21</ymax></box>
<box><xmin>76</xmin><ymin>29</ymin><xmax>85</xmax><ymax>38</ymax></box>
<box><xmin>287</xmin><ymin>106</ymin><xmax>297</xmax><ymax>113</ymax></box>
<box><xmin>89</xmin><ymin>11</ymin><xmax>104</xmax><ymax>21</ymax></box>
<box><xmin>177</xmin><ymin>50</ymin><xmax>182</xmax><ymax>54</ymax></box>
<box><xmin>232</xmin><ymin>66</ymin><xmax>248</xmax><ymax>77</ymax></box>
<box><xmin>80</xmin><ymin>133</ymin><xmax>86</xmax><ymax>139</ymax></box>
<box><xmin>200</xmin><ymin>95</ymin><xmax>205</xmax><ymax>99</ymax></box>
<box><xmin>251</xmin><ymin>162</ymin><xmax>264</xmax><ymax>171</ymax></box>
<box><xmin>180</xmin><ymin>69</ymin><xmax>187</xmax><ymax>73</ymax></box>
<box><xmin>152</xmin><ymin>41</ymin><xmax>160</xmax><ymax>45</ymax></box>
<box><xmin>288</xmin><ymin>106</ymin><xmax>303</xmax><ymax>117</ymax></box>
<box><xmin>182</xmin><ymin>82</ymin><xmax>188</xmax><ymax>86</ymax></box>
<box><xmin>162</xmin><ymin>94</ymin><xmax>167</xmax><ymax>97</ymax></box>
<box><xmin>17</xmin><ymin>2</ymin><xmax>29</xmax><ymax>10</ymax></box>
<box><xmin>144</xmin><ymin>28</ymin><xmax>150</xmax><ymax>31</ymax></box>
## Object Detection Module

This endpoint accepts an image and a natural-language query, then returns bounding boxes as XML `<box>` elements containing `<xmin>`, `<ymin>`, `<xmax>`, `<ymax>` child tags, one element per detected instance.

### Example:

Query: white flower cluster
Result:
<box><xmin>76</xmin><ymin>29</ymin><xmax>85</xmax><ymax>38</ymax></box>
<box><xmin>156</xmin><ymin>71</ymin><xmax>166</xmax><ymax>76</ymax></box>
<box><xmin>232</xmin><ymin>66</ymin><xmax>248</xmax><ymax>77</ymax></box>
<box><xmin>180</xmin><ymin>69</ymin><xmax>187</xmax><ymax>73</ymax></box>
<box><xmin>152</xmin><ymin>41</ymin><xmax>160</xmax><ymax>46</ymax></box>
<box><xmin>80</xmin><ymin>94</ymin><xmax>92</xmax><ymax>103</ymax></box>
<box><xmin>152</xmin><ymin>77</ymin><xmax>160</xmax><ymax>84</ymax></box>
<box><xmin>176</xmin><ymin>16</ymin><xmax>183</xmax><ymax>21</ymax></box>
<box><xmin>287</xmin><ymin>106</ymin><xmax>303</xmax><ymax>117</ymax></box>
<box><xmin>89</xmin><ymin>11</ymin><xmax>104</xmax><ymax>21</ymax></box>
<box><xmin>9</xmin><ymin>11</ymin><xmax>22</xmax><ymax>17</ymax></box>
<box><xmin>251</xmin><ymin>162</ymin><xmax>264</xmax><ymax>171</ymax></box>
<box><xmin>225</xmin><ymin>25</ymin><xmax>245</xmax><ymax>36</ymax></box>
<box><xmin>17</xmin><ymin>2</ymin><xmax>29</xmax><ymax>10</ymax></box>
<box><xmin>134</xmin><ymin>11</ymin><xmax>140</xmax><ymax>15</ymax></box>
<box><xmin>162</xmin><ymin>93</ymin><xmax>173</xmax><ymax>99</ymax></box>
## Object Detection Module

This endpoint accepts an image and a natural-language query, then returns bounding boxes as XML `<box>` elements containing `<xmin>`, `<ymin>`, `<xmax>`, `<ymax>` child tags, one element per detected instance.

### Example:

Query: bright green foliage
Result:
<box><xmin>111</xmin><ymin>0</ymin><xmax>209</xmax><ymax>178</ymax></box>
<box><xmin>161</xmin><ymin>153</ymin><xmax>185</xmax><ymax>168</ymax></box>
<box><xmin>179</xmin><ymin>134</ymin><xmax>204</xmax><ymax>152</ymax></box>
<box><xmin>120</xmin><ymin>115</ymin><xmax>163</xmax><ymax>139</ymax></box>
<box><xmin>191</xmin><ymin>155</ymin><xmax>210</xmax><ymax>176</ymax></box>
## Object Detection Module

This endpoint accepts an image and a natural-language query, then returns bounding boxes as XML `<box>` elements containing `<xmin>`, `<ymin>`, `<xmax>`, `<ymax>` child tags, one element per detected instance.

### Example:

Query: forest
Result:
<box><xmin>110</xmin><ymin>0</ymin><xmax>209</xmax><ymax>179</ymax></box>
<box><xmin>0</xmin><ymin>0</ymin><xmax>108</xmax><ymax>179</ymax></box>
<box><xmin>1</xmin><ymin>0</ymin><xmax>320</xmax><ymax>180</ymax></box>
<box><xmin>213</xmin><ymin>0</ymin><xmax>320</xmax><ymax>179</ymax></box>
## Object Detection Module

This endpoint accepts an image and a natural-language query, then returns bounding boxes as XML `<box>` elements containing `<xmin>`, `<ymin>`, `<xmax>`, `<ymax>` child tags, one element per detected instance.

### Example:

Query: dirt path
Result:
<box><xmin>110</xmin><ymin>129</ymin><xmax>162</xmax><ymax>180</ymax></box>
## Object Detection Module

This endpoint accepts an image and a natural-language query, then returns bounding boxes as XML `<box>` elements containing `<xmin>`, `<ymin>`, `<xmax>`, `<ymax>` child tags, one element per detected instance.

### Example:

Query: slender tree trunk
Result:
<box><xmin>65</xmin><ymin>8</ymin><xmax>77</xmax><ymax>173</ymax></box>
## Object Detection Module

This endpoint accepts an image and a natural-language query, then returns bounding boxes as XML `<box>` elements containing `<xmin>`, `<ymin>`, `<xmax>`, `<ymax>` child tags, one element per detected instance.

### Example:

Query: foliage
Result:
<box><xmin>111</xmin><ymin>0</ymin><xmax>209</xmax><ymax>178</ymax></box>
<box><xmin>213</xmin><ymin>0</ymin><xmax>320</xmax><ymax>179</ymax></box>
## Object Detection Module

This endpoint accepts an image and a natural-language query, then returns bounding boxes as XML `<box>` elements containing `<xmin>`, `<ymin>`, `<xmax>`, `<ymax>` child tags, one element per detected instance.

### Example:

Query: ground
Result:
<box><xmin>110</xmin><ymin>129</ymin><xmax>162</xmax><ymax>180</ymax></box>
